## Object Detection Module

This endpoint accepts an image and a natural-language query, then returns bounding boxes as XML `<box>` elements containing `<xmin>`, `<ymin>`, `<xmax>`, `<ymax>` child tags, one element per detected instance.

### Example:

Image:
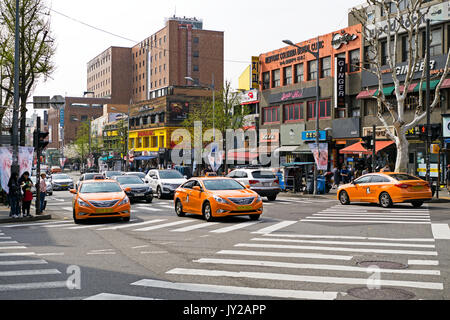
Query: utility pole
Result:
<box><xmin>11</xmin><ymin>0</ymin><xmax>20</xmax><ymax>175</ymax></box>
<box><xmin>314</xmin><ymin>36</ymin><xmax>320</xmax><ymax>195</ymax></box>
<box><xmin>425</xmin><ymin>18</ymin><xmax>431</xmax><ymax>186</ymax></box>
<box><xmin>372</xmin><ymin>125</ymin><xmax>377</xmax><ymax>172</ymax></box>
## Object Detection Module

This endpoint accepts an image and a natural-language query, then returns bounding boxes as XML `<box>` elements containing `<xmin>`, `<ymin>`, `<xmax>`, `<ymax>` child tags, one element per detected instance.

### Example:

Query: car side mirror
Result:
<box><xmin>245</xmin><ymin>185</ymin><xmax>251</xmax><ymax>189</ymax></box>
<box><xmin>69</xmin><ymin>189</ymin><xmax>77</xmax><ymax>194</ymax></box>
<box><xmin>351</xmin><ymin>180</ymin><xmax>357</xmax><ymax>185</ymax></box>
<box><xmin>184</xmin><ymin>175</ymin><xmax>188</xmax><ymax>179</ymax></box>
<box><xmin>193</xmin><ymin>186</ymin><xmax>202</xmax><ymax>192</ymax></box>
<box><xmin>124</xmin><ymin>187</ymin><xmax>132</xmax><ymax>192</ymax></box>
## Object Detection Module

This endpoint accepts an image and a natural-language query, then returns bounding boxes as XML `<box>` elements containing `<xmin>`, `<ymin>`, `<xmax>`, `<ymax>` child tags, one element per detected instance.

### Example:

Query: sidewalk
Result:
<box><xmin>0</xmin><ymin>204</ymin><xmax>52</xmax><ymax>224</ymax></box>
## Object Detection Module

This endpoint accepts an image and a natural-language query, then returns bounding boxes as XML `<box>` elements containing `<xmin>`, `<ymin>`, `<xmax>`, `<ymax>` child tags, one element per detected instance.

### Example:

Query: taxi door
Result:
<box><xmin>188</xmin><ymin>180</ymin><xmax>204</xmax><ymax>215</ymax></box>
<box><xmin>178</xmin><ymin>181</ymin><xmax>194</xmax><ymax>213</ymax></box>
<box><xmin>366</xmin><ymin>175</ymin><xmax>390</xmax><ymax>203</ymax></box>
<box><xmin>352</xmin><ymin>175</ymin><xmax>374</xmax><ymax>202</ymax></box>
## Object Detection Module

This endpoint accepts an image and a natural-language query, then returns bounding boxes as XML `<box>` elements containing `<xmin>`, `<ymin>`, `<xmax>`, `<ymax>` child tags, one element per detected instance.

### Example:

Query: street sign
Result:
<box><xmin>430</xmin><ymin>144</ymin><xmax>440</xmax><ymax>154</ymax></box>
<box><xmin>50</xmin><ymin>95</ymin><xmax>65</xmax><ymax>108</ymax></box>
<box><xmin>33</xmin><ymin>96</ymin><xmax>50</xmax><ymax>109</ymax></box>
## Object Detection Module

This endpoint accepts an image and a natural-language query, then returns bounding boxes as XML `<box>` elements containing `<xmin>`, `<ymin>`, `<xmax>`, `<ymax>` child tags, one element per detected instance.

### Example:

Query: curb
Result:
<box><xmin>0</xmin><ymin>214</ymin><xmax>52</xmax><ymax>224</ymax></box>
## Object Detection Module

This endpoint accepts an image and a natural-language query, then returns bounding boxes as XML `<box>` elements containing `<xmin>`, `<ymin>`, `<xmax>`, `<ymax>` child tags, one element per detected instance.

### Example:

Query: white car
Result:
<box><xmin>30</xmin><ymin>176</ymin><xmax>53</xmax><ymax>196</ymax></box>
<box><xmin>145</xmin><ymin>169</ymin><xmax>187</xmax><ymax>199</ymax></box>
<box><xmin>227</xmin><ymin>168</ymin><xmax>281</xmax><ymax>201</ymax></box>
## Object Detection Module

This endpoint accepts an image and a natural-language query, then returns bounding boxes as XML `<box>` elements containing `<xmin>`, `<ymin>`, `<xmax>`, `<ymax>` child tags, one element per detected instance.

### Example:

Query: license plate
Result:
<box><xmin>61</xmin><ymin>185</ymin><xmax>68</xmax><ymax>187</ymax></box>
<box><xmin>134</xmin><ymin>193</ymin><xmax>144</xmax><ymax>197</ymax></box>
<box><xmin>412</xmin><ymin>186</ymin><xmax>424</xmax><ymax>190</ymax></box>
<box><xmin>237</xmin><ymin>205</ymin><xmax>253</xmax><ymax>211</ymax></box>
<box><xmin>263</xmin><ymin>182</ymin><xmax>270</xmax><ymax>186</ymax></box>
<box><xmin>95</xmin><ymin>208</ymin><xmax>114</xmax><ymax>214</ymax></box>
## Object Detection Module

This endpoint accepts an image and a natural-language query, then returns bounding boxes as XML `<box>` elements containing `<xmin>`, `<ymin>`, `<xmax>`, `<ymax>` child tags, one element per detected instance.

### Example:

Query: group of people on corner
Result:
<box><xmin>332</xmin><ymin>163</ymin><xmax>392</xmax><ymax>189</ymax></box>
<box><xmin>6</xmin><ymin>171</ymin><xmax>47</xmax><ymax>219</ymax></box>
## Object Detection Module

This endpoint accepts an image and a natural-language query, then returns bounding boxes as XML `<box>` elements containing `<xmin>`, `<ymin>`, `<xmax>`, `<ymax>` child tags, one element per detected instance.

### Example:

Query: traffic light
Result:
<box><xmin>430</xmin><ymin>124</ymin><xmax>441</xmax><ymax>141</ymax></box>
<box><xmin>361</xmin><ymin>136</ymin><xmax>373</xmax><ymax>150</ymax></box>
<box><xmin>418</xmin><ymin>125</ymin><xmax>427</xmax><ymax>141</ymax></box>
<box><xmin>34</xmin><ymin>130</ymin><xmax>49</xmax><ymax>151</ymax></box>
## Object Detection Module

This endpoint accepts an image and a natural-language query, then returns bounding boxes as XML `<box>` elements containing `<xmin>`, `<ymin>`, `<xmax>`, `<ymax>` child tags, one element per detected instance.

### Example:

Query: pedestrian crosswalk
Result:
<box><xmin>300</xmin><ymin>204</ymin><xmax>432</xmax><ymax>225</ymax></box>
<box><xmin>1</xmin><ymin>216</ymin><xmax>299</xmax><ymax>236</ymax></box>
<box><xmin>85</xmin><ymin>230</ymin><xmax>443</xmax><ymax>300</ymax></box>
<box><xmin>0</xmin><ymin>228</ymin><xmax>70</xmax><ymax>294</ymax></box>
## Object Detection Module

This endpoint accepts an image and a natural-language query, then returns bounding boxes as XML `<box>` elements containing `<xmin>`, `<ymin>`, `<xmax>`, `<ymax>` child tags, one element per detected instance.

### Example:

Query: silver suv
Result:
<box><xmin>227</xmin><ymin>168</ymin><xmax>281</xmax><ymax>201</ymax></box>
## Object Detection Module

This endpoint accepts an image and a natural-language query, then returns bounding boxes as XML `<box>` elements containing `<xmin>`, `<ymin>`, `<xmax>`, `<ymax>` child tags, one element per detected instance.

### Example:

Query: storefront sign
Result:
<box><xmin>252</xmin><ymin>56</ymin><xmax>260</xmax><ymax>89</ymax></box>
<box><xmin>334</xmin><ymin>57</ymin><xmax>346</xmax><ymax>108</ymax></box>
<box><xmin>241</xmin><ymin>89</ymin><xmax>259</xmax><ymax>104</ymax></box>
<box><xmin>138</xmin><ymin>130</ymin><xmax>155</xmax><ymax>137</ymax></box>
<box><xmin>443</xmin><ymin>114</ymin><xmax>450</xmax><ymax>138</ymax></box>
<box><xmin>331</xmin><ymin>32</ymin><xmax>358</xmax><ymax>50</ymax></box>
<box><xmin>169</xmin><ymin>102</ymin><xmax>189</xmax><ymax>121</ymax></box>
<box><xmin>363</xmin><ymin>126</ymin><xmax>395</xmax><ymax>139</ymax></box>
<box><xmin>302</xmin><ymin>130</ymin><xmax>327</xmax><ymax>142</ymax></box>
<box><xmin>59</xmin><ymin>108</ymin><xmax>65</xmax><ymax>127</ymax></box>
<box><xmin>268</xmin><ymin>87</ymin><xmax>317</xmax><ymax>104</ymax></box>
<box><xmin>332</xmin><ymin>118</ymin><xmax>360</xmax><ymax>139</ymax></box>
<box><xmin>259</xmin><ymin>130</ymin><xmax>279</xmax><ymax>143</ymax></box>
<box><xmin>281</xmin><ymin>123</ymin><xmax>305</xmax><ymax>146</ymax></box>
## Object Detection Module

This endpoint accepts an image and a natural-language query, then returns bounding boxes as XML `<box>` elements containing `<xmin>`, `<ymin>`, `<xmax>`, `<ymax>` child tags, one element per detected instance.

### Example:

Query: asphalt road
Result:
<box><xmin>0</xmin><ymin>172</ymin><xmax>449</xmax><ymax>301</ymax></box>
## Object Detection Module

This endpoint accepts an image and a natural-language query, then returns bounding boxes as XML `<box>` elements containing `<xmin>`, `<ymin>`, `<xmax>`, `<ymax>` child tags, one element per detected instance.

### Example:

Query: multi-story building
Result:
<box><xmin>258</xmin><ymin>24</ymin><xmax>363</xmax><ymax>168</ymax></box>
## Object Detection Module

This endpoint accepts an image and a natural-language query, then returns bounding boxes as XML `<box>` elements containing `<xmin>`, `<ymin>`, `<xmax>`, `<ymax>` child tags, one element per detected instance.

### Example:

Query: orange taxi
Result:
<box><xmin>337</xmin><ymin>172</ymin><xmax>432</xmax><ymax>208</ymax></box>
<box><xmin>174</xmin><ymin>177</ymin><xmax>263</xmax><ymax>221</ymax></box>
<box><xmin>70</xmin><ymin>180</ymin><xmax>131</xmax><ymax>223</ymax></box>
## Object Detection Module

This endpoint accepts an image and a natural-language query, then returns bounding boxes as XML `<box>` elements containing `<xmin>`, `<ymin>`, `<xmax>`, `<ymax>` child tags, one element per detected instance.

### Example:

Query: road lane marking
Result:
<box><xmin>194</xmin><ymin>258</ymin><xmax>440</xmax><ymax>276</ymax></box>
<box><xmin>134</xmin><ymin>220</ymin><xmax>193</xmax><ymax>231</ymax></box>
<box><xmin>217</xmin><ymin>250</ymin><xmax>353</xmax><ymax>261</ymax></box>
<box><xmin>84</xmin><ymin>293</ymin><xmax>160</xmax><ymax>300</ymax></box>
<box><xmin>431</xmin><ymin>224</ymin><xmax>450</xmax><ymax>240</ymax></box>
<box><xmin>0</xmin><ymin>247</ymin><xmax>28</xmax><ymax>250</ymax></box>
<box><xmin>171</xmin><ymin>222</ymin><xmax>219</xmax><ymax>233</ymax></box>
<box><xmin>0</xmin><ymin>269</ymin><xmax>61</xmax><ymax>277</ymax></box>
<box><xmin>210</xmin><ymin>221</ymin><xmax>262</xmax><ymax>234</ymax></box>
<box><xmin>132</xmin><ymin>279</ymin><xmax>341</xmax><ymax>300</ymax></box>
<box><xmin>301</xmin><ymin>219</ymin><xmax>430</xmax><ymax>224</ymax></box>
<box><xmin>97</xmin><ymin>219</ymin><xmax>167</xmax><ymax>231</ymax></box>
<box><xmin>251</xmin><ymin>221</ymin><xmax>298</xmax><ymax>234</ymax></box>
<box><xmin>314</xmin><ymin>213</ymin><xmax>430</xmax><ymax>217</ymax></box>
<box><xmin>2</xmin><ymin>221</ymin><xmax>72</xmax><ymax>228</ymax></box>
<box><xmin>262</xmin><ymin>234</ymin><xmax>436</xmax><ymax>242</ymax></box>
<box><xmin>250</xmin><ymin>238</ymin><xmax>436</xmax><ymax>248</ymax></box>
<box><xmin>408</xmin><ymin>260</ymin><xmax>439</xmax><ymax>266</ymax></box>
<box><xmin>304</xmin><ymin>216</ymin><xmax>430</xmax><ymax>221</ymax></box>
<box><xmin>0</xmin><ymin>252</ymin><xmax>36</xmax><ymax>257</ymax></box>
<box><xmin>0</xmin><ymin>281</ymin><xmax>68</xmax><ymax>291</ymax></box>
<box><xmin>234</xmin><ymin>243</ymin><xmax>438</xmax><ymax>256</ymax></box>
<box><xmin>0</xmin><ymin>260</ymin><xmax>48</xmax><ymax>266</ymax></box>
<box><xmin>166</xmin><ymin>268</ymin><xmax>443</xmax><ymax>290</ymax></box>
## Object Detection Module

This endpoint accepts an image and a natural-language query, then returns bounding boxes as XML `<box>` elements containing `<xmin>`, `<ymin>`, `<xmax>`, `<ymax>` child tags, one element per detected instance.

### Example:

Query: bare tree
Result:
<box><xmin>0</xmin><ymin>0</ymin><xmax>56</xmax><ymax>144</ymax></box>
<box><xmin>350</xmin><ymin>0</ymin><xmax>450</xmax><ymax>172</ymax></box>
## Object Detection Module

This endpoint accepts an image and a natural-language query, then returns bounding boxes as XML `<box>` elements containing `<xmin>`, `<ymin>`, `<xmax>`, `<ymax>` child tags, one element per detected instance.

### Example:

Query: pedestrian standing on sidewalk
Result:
<box><xmin>39</xmin><ymin>173</ymin><xmax>47</xmax><ymax>213</ymax></box>
<box><xmin>20</xmin><ymin>172</ymin><xmax>33</xmax><ymax>218</ymax></box>
<box><xmin>7</xmin><ymin>172</ymin><xmax>21</xmax><ymax>218</ymax></box>
<box><xmin>446</xmin><ymin>164</ymin><xmax>450</xmax><ymax>193</ymax></box>
<box><xmin>332</xmin><ymin>167</ymin><xmax>341</xmax><ymax>189</ymax></box>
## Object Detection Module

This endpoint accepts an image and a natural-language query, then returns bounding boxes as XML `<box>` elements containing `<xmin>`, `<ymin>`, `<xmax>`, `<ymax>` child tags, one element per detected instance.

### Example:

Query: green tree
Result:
<box><xmin>74</xmin><ymin>122</ymin><xmax>89</xmax><ymax>167</ymax></box>
<box><xmin>0</xmin><ymin>0</ymin><xmax>56</xmax><ymax>142</ymax></box>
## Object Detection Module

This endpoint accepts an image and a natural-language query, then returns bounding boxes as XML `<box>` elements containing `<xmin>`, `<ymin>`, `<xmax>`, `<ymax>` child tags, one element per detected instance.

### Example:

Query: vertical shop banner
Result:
<box><xmin>443</xmin><ymin>115</ymin><xmax>450</xmax><ymax>138</ymax></box>
<box><xmin>19</xmin><ymin>147</ymin><xmax>34</xmax><ymax>177</ymax></box>
<box><xmin>207</xmin><ymin>143</ymin><xmax>223</xmax><ymax>172</ymax></box>
<box><xmin>309</xmin><ymin>143</ymin><xmax>329</xmax><ymax>171</ymax></box>
<box><xmin>252</xmin><ymin>56</ymin><xmax>260</xmax><ymax>89</ymax></box>
<box><xmin>334</xmin><ymin>57</ymin><xmax>346</xmax><ymax>108</ymax></box>
<box><xmin>0</xmin><ymin>147</ymin><xmax>13</xmax><ymax>193</ymax></box>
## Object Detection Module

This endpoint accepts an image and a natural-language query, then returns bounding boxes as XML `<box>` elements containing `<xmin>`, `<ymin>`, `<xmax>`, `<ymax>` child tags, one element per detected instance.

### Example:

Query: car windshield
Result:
<box><xmin>80</xmin><ymin>182</ymin><xmax>123</xmax><ymax>194</ymax></box>
<box><xmin>116</xmin><ymin>176</ymin><xmax>144</xmax><ymax>184</ymax></box>
<box><xmin>105</xmin><ymin>171</ymin><xmax>122</xmax><ymax>177</ymax></box>
<box><xmin>159</xmin><ymin>170</ymin><xmax>183</xmax><ymax>179</ymax></box>
<box><xmin>203</xmin><ymin>179</ymin><xmax>245</xmax><ymax>191</ymax></box>
<box><xmin>252</xmin><ymin>171</ymin><xmax>276</xmax><ymax>179</ymax></box>
<box><xmin>388</xmin><ymin>174</ymin><xmax>421</xmax><ymax>181</ymax></box>
<box><xmin>52</xmin><ymin>174</ymin><xmax>70</xmax><ymax>180</ymax></box>
<box><xmin>84</xmin><ymin>174</ymin><xmax>99</xmax><ymax>180</ymax></box>
<box><xmin>127</xmin><ymin>172</ymin><xmax>146</xmax><ymax>179</ymax></box>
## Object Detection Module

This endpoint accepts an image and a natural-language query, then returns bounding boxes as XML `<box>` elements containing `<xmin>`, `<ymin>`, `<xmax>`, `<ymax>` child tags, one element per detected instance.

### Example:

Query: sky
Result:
<box><xmin>32</xmin><ymin>0</ymin><xmax>364</xmax><ymax>110</ymax></box>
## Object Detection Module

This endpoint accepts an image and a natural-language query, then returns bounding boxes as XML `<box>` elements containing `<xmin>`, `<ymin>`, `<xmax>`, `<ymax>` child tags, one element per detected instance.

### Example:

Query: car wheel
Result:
<box><xmin>411</xmin><ymin>200</ymin><xmax>424</xmax><ymax>208</ymax></box>
<box><xmin>339</xmin><ymin>191</ymin><xmax>351</xmax><ymax>205</ymax></box>
<box><xmin>249</xmin><ymin>214</ymin><xmax>260</xmax><ymax>221</ymax></box>
<box><xmin>146</xmin><ymin>196</ymin><xmax>153</xmax><ymax>203</ymax></box>
<box><xmin>123</xmin><ymin>216</ymin><xmax>130</xmax><ymax>222</ymax></box>
<box><xmin>267</xmin><ymin>195</ymin><xmax>277</xmax><ymax>201</ymax></box>
<box><xmin>379</xmin><ymin>192</ymin><xmax>393</xmax><ymax>208</ymax></box>
<box><xmin>175</xmin><ymin>199</ymin><xmax>185</xmax><ymax>217</ymax></box>
<box><xmin>157</xmin><ymin>187</ymin><xmax>163</xmax><ymax>199</ymax></box>
<box><xmin>203</xmin><ymin>202</ymin><xmax>214</xmax><ymax>222</ymax></box>
<box><xmin>73</xmin><ymin>208</ymin><xmax>80</xmax><ymax>224</ymax></box>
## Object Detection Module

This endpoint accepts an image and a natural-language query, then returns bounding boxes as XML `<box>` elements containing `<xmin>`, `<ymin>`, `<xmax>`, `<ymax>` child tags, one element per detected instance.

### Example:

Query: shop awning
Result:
<box><xmin>339</xmin><ymin>140</ymin><xmax>395</xmax><ymax>155</ymax></box>
<box><xmin>276</xmin><ymin>146</ymin><xmax>301</xmax><ymax>153</ymax></box>
<box><xmin>399</xmin><ymin>83</ymin><xmax>418</xmax><ymax>93</ymax></box>
<box><xmin>227</xmin><ymin>151</ymin><xmax>259</xmax><ymax>161</ymax></box>
<box><xmin>281</xmin><ymin>162</ymin><xmax>315</xmax><ymax>167</ymax></box>
<box><xmin>441</xmin><ymin>78</ymin><xmax>450</xmax><ymax>89</ymax></box>
<box><xmin>356</xmin><ymin>89</ymin><xmax>377</xmax><ymax>100</ymax></box>
<box><xmin>413</xmin><ymin>79</ymin><xmax>440</xmax><ymax>92</ymax></box>
<box><xmin>135</xmin><ymin>156</ymin><xmax>157</xmax><ymax>161</ymax></box>
<box><xmin>374</xmin><ymin>86</ymin><xmax>395</xmax><ymax>97</ymax></box>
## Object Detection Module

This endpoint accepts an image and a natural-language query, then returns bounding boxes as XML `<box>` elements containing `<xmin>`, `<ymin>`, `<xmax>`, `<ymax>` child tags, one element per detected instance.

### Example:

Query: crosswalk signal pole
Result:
<box><xmin>35</xmin><ymin>117</ymin><xmax>42</xmax><ymax>215</ymax></box>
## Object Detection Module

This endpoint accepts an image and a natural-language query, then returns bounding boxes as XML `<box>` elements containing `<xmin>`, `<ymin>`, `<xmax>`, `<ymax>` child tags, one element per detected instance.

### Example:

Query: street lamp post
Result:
<box><xmin>112</xmin><ymin>104</ymin><xmax>131</xmax><ymax>172</ymax></box>
<box><xmin>11</xmin><ymin>0</ymin><xmax>20</xmax><ymax>175</ymax></box>
<box><xmin>283</xmin><ymin>37</ymin><xmax>321</xmax><ymax>195</ymax></box>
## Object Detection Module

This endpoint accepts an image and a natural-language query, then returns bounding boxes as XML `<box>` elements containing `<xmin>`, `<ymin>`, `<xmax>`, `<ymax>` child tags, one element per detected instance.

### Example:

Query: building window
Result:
<box><xmin>381</xmin><ymin>40</ymin><xmax>388</xmax><ymax>65</ymax></box>
<box><xmin>321</xmin><ymin>56</ymin><xmax>331</xmax><ymax>78</ymax></box>
<box><xmin>193</xmin><ymin>65</ymin><xmax>199</xmax><ymax>72</ymax></box>
<box><xmin>263</xmin><ymin>106</ymin><xmax>279</xmax><ymax>123</ymax></box>
<box><xmin>262</xmin><ymin>72</ymin><xmax>270</xmax><ymax>90</ymax></box>
<box><xmin>430</xmin><ymin>28</ymin><xmax>443</xmax><ymax>57</ymax></box>
<box><xmin>194</xmin><ymin>37</ymin><xmax>199</xmax><ymax>44</ymax></box>
<box><xmin>294</xmin><ymin>63</ymin><xmax>304</xmax><ymax>83</ymax></box>
<box><xmin>307</xmin><ymin>100</ymin><xmax>331</xmax><ymax>120</ymax></box>
<box><xmin>272</xmin><ymin>69</ymin><xmax>280</xmax><ymax>88</ymax></box>
<box><xmin>308</xmin><ymin>60</ymin><xmax>317</xmax><ymax>80</ymax></box>
<box><xmin>284</xmin><ymin>103</ymin><xmax>303</xmax><ymax>122</ymax></box>
<box><xmin>193</xmin><ymin>51</ymin><xmax>199</xmax><ymax>58</ymax></box>
<box><xmin>349</xmin><ymin>49</ymin><xmax>360</xmax><ymax>72</ymax></box>
<box><xmin>283</xmin><ymin>66</ymin><xmax>292</xmax><ymax>86</ymax></box>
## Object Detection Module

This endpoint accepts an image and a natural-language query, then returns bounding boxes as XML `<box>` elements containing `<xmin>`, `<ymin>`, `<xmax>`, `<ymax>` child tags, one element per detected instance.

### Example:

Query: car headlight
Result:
<box><xmin>256</xmin><ymin>195</ymin><xmax>262</xmax><ymax>203</ymax></box>
<box><xmin>118</xmin><ymin>197</ymin><xmax>129</xmax><ymax>206</ymax></box>
<box><xmin>77</xmin><ymin>198</ymin><xmax>91</xmax><ymax>208</ymax></box>
<box><xmin>213</xmin><ymin>195</ymin><xmax>228</xmax><ymax>204</ymax></box>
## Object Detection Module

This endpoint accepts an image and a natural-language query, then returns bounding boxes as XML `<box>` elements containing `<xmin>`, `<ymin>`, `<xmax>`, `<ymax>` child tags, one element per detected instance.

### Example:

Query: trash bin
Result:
<box><xmin>317</xmin><ymin>176</ymin><xmax>326</xmax><ymax>195</ymax></box>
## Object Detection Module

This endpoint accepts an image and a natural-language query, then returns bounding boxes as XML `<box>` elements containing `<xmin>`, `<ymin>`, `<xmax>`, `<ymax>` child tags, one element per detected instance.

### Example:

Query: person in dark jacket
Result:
<box><xmin>20</xmin><ymin>172</ymin><xmax>33</xmax><ymax>218</ymax></box>
<box><xmin>7</xmin><ymin>172</ymin><xmax>21</xmax><ymax>218</ymax></box>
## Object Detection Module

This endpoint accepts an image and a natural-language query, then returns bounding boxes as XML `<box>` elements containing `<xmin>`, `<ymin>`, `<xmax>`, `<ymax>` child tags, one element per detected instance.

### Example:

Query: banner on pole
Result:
<box><xmin>309</xmin><ymin>143</ymin><xmax>328</xmax><ymax>171</ymax></box>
